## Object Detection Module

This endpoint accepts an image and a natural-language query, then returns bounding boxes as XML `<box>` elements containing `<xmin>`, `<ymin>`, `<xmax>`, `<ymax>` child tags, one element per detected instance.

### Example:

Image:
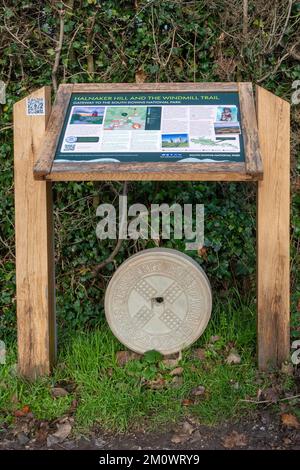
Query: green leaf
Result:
<box><xmin>143</xmin><ymin>350</ymin><xmax>163</xmax><ymax>364</ymax></box>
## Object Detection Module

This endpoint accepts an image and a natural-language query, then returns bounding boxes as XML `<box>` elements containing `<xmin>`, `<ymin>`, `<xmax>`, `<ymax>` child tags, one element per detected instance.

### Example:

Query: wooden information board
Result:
<box><xmin>13</xmin><ymin>82</ymin><xmax>290</xmax><ymax>379</ymax></box>
<box><xmin>34</xmin><ymin>83</ymin><xmax>262</xmax><ymax>181</ymax></box>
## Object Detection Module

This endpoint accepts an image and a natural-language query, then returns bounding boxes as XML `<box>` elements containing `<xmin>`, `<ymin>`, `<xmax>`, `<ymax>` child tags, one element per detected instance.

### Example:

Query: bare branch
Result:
<box><xmin>257</xmin><ymin>41</ymin><xmax>300</xmax><ymax>83</ymax></box>
<box><xmin>52</xmin><ymin>10</ymin><xmax>65</xmax><ymax>93</ymax></box>
<box><xmin>276</xmin><ymin>0</ymin><xmax>293</xmax><ymax>48</ymax></box>
<box><xmin>163</xmin><ymin>26</ymin><xmax>177</xmax><ymax>68</ymax></box>
<box><xmin>243</xmin><ymin>0</ymin><xmax>248</xmax><ymax>38</ymax></box>
<box><xmin>93</xmin><ymin>182</ymin><xmax>128</xmax><ymax>275</ymax></box>
<box><xmin>240</xmin><ymin>394</ymin><xmax>300</xmax><ymax>404</ymax></box>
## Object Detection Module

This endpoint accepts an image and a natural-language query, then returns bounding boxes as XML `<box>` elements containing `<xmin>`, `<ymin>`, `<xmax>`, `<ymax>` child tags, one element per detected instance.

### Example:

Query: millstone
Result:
<box><xmin>104</xmin><ymin>248</ymin><xmax>212</xmax><ymax>355</ymax></box>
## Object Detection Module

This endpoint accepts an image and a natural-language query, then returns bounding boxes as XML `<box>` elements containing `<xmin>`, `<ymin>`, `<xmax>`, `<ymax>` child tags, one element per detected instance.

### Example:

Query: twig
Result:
<box><xmin>276</xmin><ymin>0</ymin><xmax>293</xmax><ymax>48</ymax></box>
<box><xmin>0</xmin><ymin>235</ymin><xmax>15</xmax><ymax>260</ymax></box>
<box><xmin>243</xmin><ymin>0</ymin><xmax>248</xmax><ymax>38</ymax></box>
<box><xmin>86</xmin><ymin>13</ymin><xmax>97</xmax><ymax>77</ymax></box>
<box><xmin>52</xmin><ymin>10</ymin><xmax>65</xmax><ymax>93</ymax></box>
<box><xmin>258</xmin><ymin>40</ymin><xmax>300</xmax><ymax>83</ymax></box>
<box><xmin>240</xmin><ymin>394</ymin><xmax>300</xmax><ymax>404</ymax></box>
<box><xmin>257</xmin><ymin>49</ymin><xmax>290</xmax><ymax>83</ymax></box>
<box><xmin>6</xmin><ymin>55</ymin><xmax>13</xmax><ymax>86</ymax></box>
<box><xmin>264</xmin><ymin>5</ymin><xmax>277</xmax><ymax>53</ymax></box>
<box><xmin>3</xmin><ymin>18</ymin><xmax>39</xmax><ymax>58</ymax></box>
<box><xmin>193</xmin><ymin>30</ymin><xmax>197</xmax><ymax>82</ymax></box>
<box><xmin>63</xmin><ymin>24</ymin><xmax>82</xmax><ymax>81</ymax></box>
<box><xmin>290</xmin><ymin>42</ymin><xmax>300</xmax><ymax>61</ymax></box>
<box><xmin>0</xmin><ymin>124</ymin><xmax>13</xmax><ymax>133</ymax></box>
<box><xmin>163</xmin><ymin>26</ymin><xmax>177</xmax><ymax>68</ymax></box>
<box><xmin>151</xmin><ymin>6</ymin><xmax>162</xmax><ymax>67</ymax></box>
<box><xmin>93</xmin><ymin>182</ymin><xmax>128</xmax><ymax>274</ymax></box>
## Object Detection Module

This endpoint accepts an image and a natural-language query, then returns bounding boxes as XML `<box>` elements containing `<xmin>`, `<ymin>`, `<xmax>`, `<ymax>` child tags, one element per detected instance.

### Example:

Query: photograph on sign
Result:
<box><xmin>55</xmin><ymin>92</ymin><xmax>245</xmax><ymax>163</ymax></box>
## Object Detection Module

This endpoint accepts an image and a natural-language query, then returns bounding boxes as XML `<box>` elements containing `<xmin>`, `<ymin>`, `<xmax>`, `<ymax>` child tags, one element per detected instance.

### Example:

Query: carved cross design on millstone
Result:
<box><xmin>132</xmin><ymin>278</ymin><xmax>184</xmax><ymax>331</ymax></box>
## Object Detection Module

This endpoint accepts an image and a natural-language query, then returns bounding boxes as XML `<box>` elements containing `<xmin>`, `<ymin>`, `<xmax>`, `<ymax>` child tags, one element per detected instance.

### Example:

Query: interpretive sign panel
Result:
<box><xmin>55</xmin><ymin>92</ymin><xmax>244</xmax><ymax>163</ymax></box>
<box><xmin>34</xmin><ymin>83</ymin><xmax>262</xmax><ymax>181</ymax></box>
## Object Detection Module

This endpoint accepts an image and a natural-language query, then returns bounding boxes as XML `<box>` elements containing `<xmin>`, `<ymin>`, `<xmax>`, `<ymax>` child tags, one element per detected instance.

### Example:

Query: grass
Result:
<box><xmin>0</xmin><ymin>293</ymin><xmax>293</xmax><ymax>433</ymax></box>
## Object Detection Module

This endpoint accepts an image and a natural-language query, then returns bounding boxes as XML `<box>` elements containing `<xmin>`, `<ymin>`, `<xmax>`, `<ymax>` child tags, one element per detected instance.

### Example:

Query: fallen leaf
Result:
<box><xmin>261</xmin><ymin>387</ymin><xmax>279</xmax><ymax>403</ymax></box>
<box><xmin>13</xmin><ymin>420</ymin><xmax>30</xmax><ymax>437</ymax></box>
<box><xmin>162</xmin><ymin>358</ymin><xmax>179</xmax><ymax>368</ymax></box>
<box><xmin>191</xmin><ymin>348</ymin><xmax>206</xmax><ymax>361</ymax></box>
<box><xmin>94</xmin><ymin>437</ymin><xmax>106</xmax><ymax>448</ymax></box>
<box><xmin>222</xmin><ymin>431</ymin><xmax>247</xmax><ymax>449</ymax></box>
<box><xmin>135</xmin><ymin>69</ymin><xmax>147</xmax><ymax>84</ymax></box>
<box><xmin>197</xmin><ymin>246</ymin><xmax>207</xmax><ymax>258</ymax></box>
<box><xmin>226</xmin><ymin>349</ymin><xmax>241</xmax><ymax>365</ymax></box>
<box><xmin>116</xmin><ymin>350</ymin><xmax>140</xmax><ymax>367</ymax></box>
<box><xmin>226</xmin><ymin>341</ymin><xmax>236</xmax><ymax>350</ymax></box>
<box><xmin>164</xmin><ymin>352</ymin><xmax>182</xmax><ymax>361</ymax></box>
<box><xmin>191</xmin><ymin>385</ymin><xmax>206</xmax><ymax>397</ymax></box>
<box><xmin>11</xmin><ymin>394</ymin><xmax>19</xmax><ymax>404</ymax></box>
<box><xmin>182</xmin><ymin>421</ymin><xmax>195</xmax><ymax>435</ymax></box>
<box><xmin>182</xmin><ymin>398</ymin><xmax>194</xmax><ymax>406</ymax></box>
<box><xmin>51</xmin><ymin>387</ymin><xmax>68</xmax><ymax>398</ymax></box>
<box><xmin>190</xmin><ymin>430</ymin><xmax>202</xmax><ymax>443</ymax></box>
<box><xmin>49</xmin><ymin>420</ymin><xmax>72</xmax><ymax>444</ymax></box>
<box><xmin>281</xmin><ymin>413</ymin><xmax>300</xmax><ymax>429</ymax></box>
<box><xmin>210</xmin><ymin>335</ymin><xmax>220</xmax><ymax>343</ymax></box>
<box><xmin>280</xmin><ymin>402</ymin><xmax>288</xmax><ymax>412</ymax></box>
<box><xmin>171</xmin><ymin>433</ymin><xmax>190</xmax><ymax>444</ymax></box>
<box><xmin>55</xmin><ymin>380</ymin><xmax>77</xmax><ymax>393</ymax></box>
<box><xmin>47</xmin><ymin>435</ymin><xmax>59</xmax><ymax>448</ymax></box>
<box><xmin>171</xmin><ymin>376</ymin><xmax>183</xmax><ymax>388</ymax></box>
<box><xmin>69</xmin><ymin>399</ymin><xmax>78</xmax><ymax>413</ymax></box>
<box><xmin>36</xmin><ymin>423</ymin><xmax>49</xmax><ymax>443</ymax></box>
<box><xmin>146</xmin><ymin>377</ymin><xmax>166</xmax><ymax>390</ymax></box>
<box><xmin>14</xmin><ymin>405</ymin><xmax>30</xmax><ymax>417</ymax></box>
<box><xmin>17</xmin><ymin>432</ymin><xmax>29</xmax><ymax>446</ymax></box>
<box><xmin>170</xmin><ymin>367</ymin><xmax>183</xmax><ymax>376</ymax></box>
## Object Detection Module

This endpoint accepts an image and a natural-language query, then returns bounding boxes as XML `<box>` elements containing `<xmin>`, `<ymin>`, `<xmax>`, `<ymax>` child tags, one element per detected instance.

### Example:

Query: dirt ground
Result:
<box><xmin>0</xmin><ymin>410</ymin><xmax>299</xmax><ymax>451</ymax></box>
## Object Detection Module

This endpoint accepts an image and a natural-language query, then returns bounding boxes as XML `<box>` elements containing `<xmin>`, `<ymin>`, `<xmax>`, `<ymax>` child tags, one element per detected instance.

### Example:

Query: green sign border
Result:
<box><xmin>55</xmin><ymin>91</ymin><xmax>245</xmax><ymax>163</ymax></box>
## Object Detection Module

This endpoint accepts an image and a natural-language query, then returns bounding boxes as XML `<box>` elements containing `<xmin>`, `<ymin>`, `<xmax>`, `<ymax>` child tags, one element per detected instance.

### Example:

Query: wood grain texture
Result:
<box><xmin>239</xmin><ymin>82</ymin><xmax>263</xmax><ymax>176</ymax></box>
<box><xmin>33</xmin><ymin>84</ymin><xmax>73</xmax><ymax>179</ymax></box>
<box><xmin>47</xmin><ymin>161</ymin><xmax>261</xmax><ymax>181</ymax></box>
<box><xmin>72</xmin><ymin>82</ymin><xmax>239</xmax><ymax>92</ymax></box>
<box><xmin>14</xmin><ymin>86</ymin><xmax>56</xmax><ymax>379</ymax></box>
<box><xmin>256</xmin><ymin>85</ymin><xmax>290</xmax><ymax>370</ymax></box>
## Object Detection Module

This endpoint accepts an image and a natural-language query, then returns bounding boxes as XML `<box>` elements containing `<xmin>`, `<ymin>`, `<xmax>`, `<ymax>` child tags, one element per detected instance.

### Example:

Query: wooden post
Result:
<box><xmin>14</xmin><ymin>86</ymin><xmax>56</xmax><ymax>379</ymax></box>
<box><xmin>256</xmin><ymin>86</ymin><xmax>290</xmax><ymax>370</ymax></box>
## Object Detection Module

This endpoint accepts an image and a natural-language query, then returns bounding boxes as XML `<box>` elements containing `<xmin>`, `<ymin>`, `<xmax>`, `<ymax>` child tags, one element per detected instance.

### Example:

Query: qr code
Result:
<box><xmin>26</xmin><ymin>97</ymin><xmax>45</xmax><ymax>116</ymax></box>
<box><xmin>63</xmin><ymin>144</ymin><xmax>75</xmax><ymax>151</ymax></box>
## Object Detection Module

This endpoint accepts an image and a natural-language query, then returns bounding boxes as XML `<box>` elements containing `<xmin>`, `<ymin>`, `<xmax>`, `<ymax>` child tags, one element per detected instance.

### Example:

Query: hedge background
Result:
<box><xmin>0</xmin><ymin>0</ymin><xmax>299</xmax><ymax>341</ymax></box>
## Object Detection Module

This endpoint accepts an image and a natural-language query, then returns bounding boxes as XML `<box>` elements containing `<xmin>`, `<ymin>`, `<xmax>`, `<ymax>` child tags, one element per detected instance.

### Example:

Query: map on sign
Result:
<box><xmin>55</xmin><ymin>92</ymin><xmax>245</xmax><ymax>163</ymax></box>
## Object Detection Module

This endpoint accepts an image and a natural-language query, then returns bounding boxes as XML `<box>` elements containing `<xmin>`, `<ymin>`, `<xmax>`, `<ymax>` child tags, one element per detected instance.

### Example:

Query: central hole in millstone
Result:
<box><xmin>153</xmin><ymin>296</ymin><xmax>164</xmax><ymax>304</ymax></box>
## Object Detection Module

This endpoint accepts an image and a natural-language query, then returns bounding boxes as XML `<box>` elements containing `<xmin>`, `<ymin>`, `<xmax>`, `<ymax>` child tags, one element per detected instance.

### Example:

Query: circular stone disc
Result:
<box><xmin>104</xmin><ymin>248</ymin><xmax>212</xmax><ymax>355</ymax></box>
